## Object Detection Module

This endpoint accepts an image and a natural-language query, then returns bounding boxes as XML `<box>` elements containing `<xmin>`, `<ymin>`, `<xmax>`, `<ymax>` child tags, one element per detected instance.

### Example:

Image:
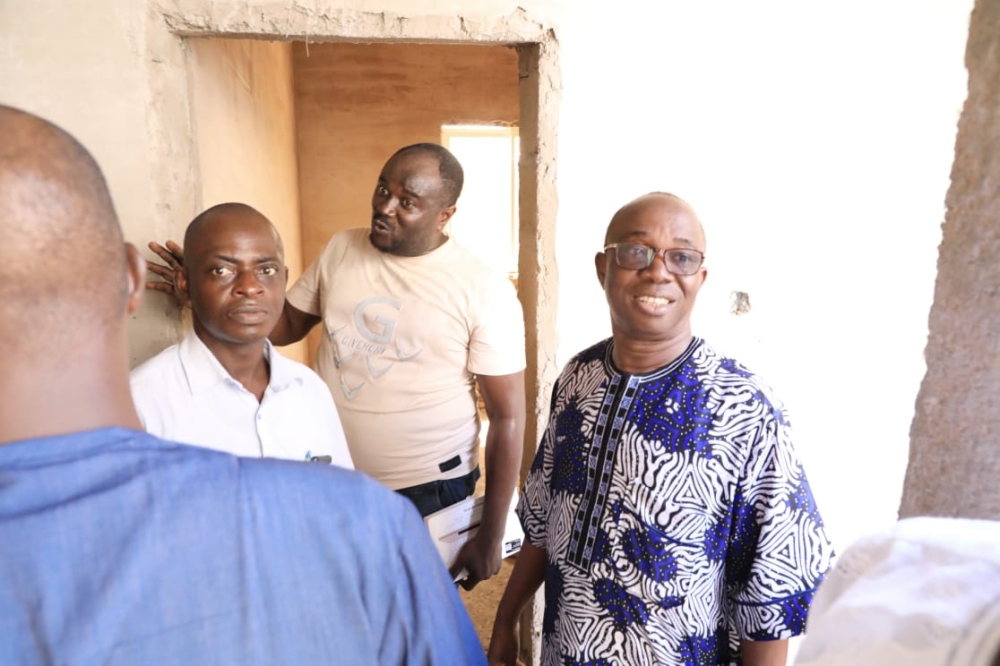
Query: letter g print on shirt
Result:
<box><xmin>327</xmin><ymin>297</ymin><xmax>423</xmax><ymax>400</ymax></box>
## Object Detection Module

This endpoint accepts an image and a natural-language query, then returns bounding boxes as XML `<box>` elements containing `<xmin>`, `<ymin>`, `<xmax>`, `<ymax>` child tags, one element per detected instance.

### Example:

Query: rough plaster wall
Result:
<box><xmin>186</xmin><ymin>37</ymin><xmax>307</xmax><ymax>363</ymax></box>
<box><xmin>901</xmin><ymin>0</ymin><xmax>1000</xmax><ymax>519</ymax></box>
<box><xmin>0</xmin><ymin>0</ymin><xmax>183</xmax><ymax>366</ymax></box>
<box><xmin>5</xmin><ymin>3</ymin><xmax>561</xmax><ymax>662</ymax></box>
<box><xmin>291</xmin><ymin>41</ymin><xmax>519</xmax><ymax>360</ymax></box>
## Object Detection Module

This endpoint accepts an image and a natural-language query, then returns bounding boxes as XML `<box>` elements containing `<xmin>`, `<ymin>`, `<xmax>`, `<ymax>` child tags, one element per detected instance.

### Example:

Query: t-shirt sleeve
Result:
<box><xmin>286</xmin><ymin>240</ymin><xmax>334</xmax><ymax>318</ymax></box>
<box><xmin>467</xmin><ymin>273</ymin><xmax>525</xmax><ymax>377</ymax></box>
<box><xmin>725</xmin><ymin>404</ymin><xmax>836</xmax><ymax>641</ymax></box>
<box><xmin>382</xmin><ymin>500</ymin><xmax>487</xmax><ymax>665</ymax></box>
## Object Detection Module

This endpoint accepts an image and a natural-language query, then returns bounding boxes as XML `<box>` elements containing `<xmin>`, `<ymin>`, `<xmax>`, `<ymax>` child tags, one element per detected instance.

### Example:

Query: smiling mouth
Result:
<box><xmin>636</xmin><ymin>295</ymin><xmax>672</xmax><ymax>307</ymax></box>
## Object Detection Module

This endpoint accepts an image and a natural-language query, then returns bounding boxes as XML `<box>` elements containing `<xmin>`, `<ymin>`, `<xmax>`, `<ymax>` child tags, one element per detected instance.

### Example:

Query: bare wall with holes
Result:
<box><xmin>900</xmin><ymin>0</ymin><xmax>1000</xmax><ymax>520</ymax></box>
<box><xmin>186</xmin><ymin>37</ymin><xmax>307</xmax><ymax>362</ymax></box>
<box><xmin>292</xmin><ymin>42</ymin><xmax>520</xmax><ymax>360</ymax></box>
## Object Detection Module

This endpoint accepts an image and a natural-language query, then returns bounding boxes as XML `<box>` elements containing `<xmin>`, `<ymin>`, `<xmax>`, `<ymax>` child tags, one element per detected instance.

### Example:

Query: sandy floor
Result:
<box><xmin>459</xmin><ymin>556</ymin><xmax>516</xmax><ymax>650</ymax></box>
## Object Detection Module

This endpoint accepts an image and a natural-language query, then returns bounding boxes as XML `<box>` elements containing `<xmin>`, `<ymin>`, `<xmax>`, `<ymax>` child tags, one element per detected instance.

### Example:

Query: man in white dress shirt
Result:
<box><xmin>130</xmin><ymin>203</ymin><xmax>353</xmax><ymax>467</ymax></box>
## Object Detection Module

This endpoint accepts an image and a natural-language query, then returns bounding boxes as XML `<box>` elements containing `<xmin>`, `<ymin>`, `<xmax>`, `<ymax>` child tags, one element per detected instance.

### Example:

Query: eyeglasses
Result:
<box><xmin>603</xmin><ymin>243</ymin><xmax>705</xmax><ymax>275</ymax></box>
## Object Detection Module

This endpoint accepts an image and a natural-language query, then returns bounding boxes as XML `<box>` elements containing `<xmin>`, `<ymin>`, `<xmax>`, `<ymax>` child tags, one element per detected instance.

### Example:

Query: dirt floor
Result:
<box><xmin>459</xmin><ymin>555</ymin><xmax>516</xmax><ymax>650</ymax></box>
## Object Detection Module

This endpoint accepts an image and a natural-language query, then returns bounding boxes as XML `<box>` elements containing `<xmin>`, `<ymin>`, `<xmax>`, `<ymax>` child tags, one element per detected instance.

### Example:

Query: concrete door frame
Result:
<box><xmin>144</xmin><ymin>4</ymin><xmax>560</xmax><ymax>663</ymax></box>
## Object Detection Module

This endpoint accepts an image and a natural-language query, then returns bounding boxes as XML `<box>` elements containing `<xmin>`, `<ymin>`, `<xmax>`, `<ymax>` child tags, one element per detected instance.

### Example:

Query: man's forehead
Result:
<box><xmin>189</xmin><ymin>216</ymin><xmax>281</xmax><ymax>257</ymax></box>
<box><xmin>381</xmin><ymin>153</ymin><xmax>442</xmax><ymax>193</ymax></box>
<box><xmin>394</xmin><ymin>172</ymin><xmax>441</xmax><ymax>197</ymax></box>
<box><xmin>607</xmin><ymin>198</ymin><xmax>705</xmax><ymax>247</ymax></box>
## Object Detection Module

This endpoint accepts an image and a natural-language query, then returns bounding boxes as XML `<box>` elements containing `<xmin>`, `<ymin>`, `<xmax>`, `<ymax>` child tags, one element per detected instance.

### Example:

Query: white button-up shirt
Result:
<box><xmin>130</xmin><ymin>331</ymin><xmax>353</xmax><ymax>468</ymax></box>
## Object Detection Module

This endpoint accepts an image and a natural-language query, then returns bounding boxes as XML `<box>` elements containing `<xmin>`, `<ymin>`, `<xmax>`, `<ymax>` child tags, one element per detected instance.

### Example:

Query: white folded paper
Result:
<box><xmin>424</xmin><ymin>490</ymin><xmax>524</xmax><ymax>577</ymax></box>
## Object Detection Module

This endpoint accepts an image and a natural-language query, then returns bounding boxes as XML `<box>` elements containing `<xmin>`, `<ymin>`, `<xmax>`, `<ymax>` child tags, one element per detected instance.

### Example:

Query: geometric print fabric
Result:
<box><xmin>519</xmin><ymin>337</ymin><xmax>835</xmax><ymax>665</ymax></box>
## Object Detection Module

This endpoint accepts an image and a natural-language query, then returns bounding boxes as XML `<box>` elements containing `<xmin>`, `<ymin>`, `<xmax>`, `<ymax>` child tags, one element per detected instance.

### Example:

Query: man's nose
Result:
<box><xmin>375</xmin><ymin>195</ymin><xmax>396</xmax><ymax>216</ymax></box>
<box><xmin>234</xmin><ymin>271</ymin><xmax>264</xmax><ymax>295</ymax></box>
<box><xmin>644</xmin><ymin>250</ymin><xmax>675</xmax><ymax>280</ymax></box>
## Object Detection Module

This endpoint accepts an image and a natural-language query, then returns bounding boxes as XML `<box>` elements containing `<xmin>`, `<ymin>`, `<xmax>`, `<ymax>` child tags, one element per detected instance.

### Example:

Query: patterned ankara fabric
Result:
<box><xmin>519</xmin><ymin>337</ymin><xmax>834</xmax><ymax>666</ymax></box>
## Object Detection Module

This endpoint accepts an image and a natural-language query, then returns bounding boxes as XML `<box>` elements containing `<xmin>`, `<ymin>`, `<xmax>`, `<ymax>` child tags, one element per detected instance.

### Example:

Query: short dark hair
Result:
<box><xmin>389</xmin><ymin>143</ymin><xmax>464</xmax><ymax>207</ymax></box>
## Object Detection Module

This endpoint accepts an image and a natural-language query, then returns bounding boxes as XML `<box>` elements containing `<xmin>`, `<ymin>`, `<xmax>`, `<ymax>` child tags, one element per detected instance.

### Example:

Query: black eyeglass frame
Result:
<box><xmin>603</xmin><ymin>242</ymin><xmax>706</xmax><ymax>276</ymax></box>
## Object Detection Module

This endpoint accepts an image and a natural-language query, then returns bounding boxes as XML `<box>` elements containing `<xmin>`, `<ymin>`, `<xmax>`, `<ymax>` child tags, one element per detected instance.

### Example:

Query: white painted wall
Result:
<box><xmin>552</xmin><ymin>0</ymin><xmax>972</xmax><ymax>554</ymax></box>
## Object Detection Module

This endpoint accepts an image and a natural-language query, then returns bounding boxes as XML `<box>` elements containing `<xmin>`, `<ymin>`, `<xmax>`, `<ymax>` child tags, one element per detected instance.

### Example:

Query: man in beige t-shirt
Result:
<box><xmin>283</xmin><ymin>144</ymin><xmax>526</xmax><ymax>590</ymax></box>
<box><xmin>149</xmin><ymin>144</ymin><xmax>527</xmax><ymax>590</ymax></box>
<box><xmin>286</xmin><ymin>225</ymin><xmax>523</xmax><ymax>494</ymax></box>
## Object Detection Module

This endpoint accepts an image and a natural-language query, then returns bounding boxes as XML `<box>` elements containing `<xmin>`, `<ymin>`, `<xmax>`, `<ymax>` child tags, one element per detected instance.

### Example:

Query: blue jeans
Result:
<box><xmin>396</xmin><ymin>467</ymin><xmax>481</xmax><ymax>518</ymax></box>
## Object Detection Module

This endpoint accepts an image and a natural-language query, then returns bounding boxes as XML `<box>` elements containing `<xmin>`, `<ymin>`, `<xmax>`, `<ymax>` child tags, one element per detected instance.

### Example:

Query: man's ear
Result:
<box><xmin>175</xmin><ymin>265</ymin><xmax>192</xmax><ymax>308</ymax></box>
<box><xmin>124</xmin><ymin>243</ymin><xmax>147</xmax><ymax>315</ymax></box>
<box><xmin>595</xmin><ymin>251</ymin><xmax>608</xmax><ymax>287</ymax></box>
<box><xmin>282</xmin><ymin>265</ymin><xmax>289</xmax><ymax>287</ymax></box>
<box><xmin>437</xmin><ymin>205</ymin><xmax>457</xmax><ymax>231</ymax></box>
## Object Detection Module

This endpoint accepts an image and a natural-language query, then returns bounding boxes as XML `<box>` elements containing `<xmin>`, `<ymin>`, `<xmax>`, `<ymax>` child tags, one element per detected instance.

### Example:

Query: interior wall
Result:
<box><xmin>186</xmin><ymin>38</ymin><xmax>307</xmax><ymax>363</ymax></box>
<box><xmin>901</xmin><ymin>0</ymin><xmax>1000</xmax><ymax>519</ymax></box>
<box><xmin>2</xmin><ymin>0</ymin><xmax>979</xmax><ymax>568</ymax></box>
<box><xmin>292</xmin><ymin>42</ymin><xmax>520</xmax><ymax>359</ymax></box>
<box><xmin>0</xmin><ymin>0</ymin><xmax>183</xmax><ymax>367</ymax></box>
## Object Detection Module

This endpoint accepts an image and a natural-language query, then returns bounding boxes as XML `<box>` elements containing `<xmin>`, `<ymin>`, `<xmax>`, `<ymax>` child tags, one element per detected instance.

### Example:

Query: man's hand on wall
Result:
<box><xmin>146</xmin><ymin>240</ymin><xmax>186</xmax><ymax>306</ymax></box>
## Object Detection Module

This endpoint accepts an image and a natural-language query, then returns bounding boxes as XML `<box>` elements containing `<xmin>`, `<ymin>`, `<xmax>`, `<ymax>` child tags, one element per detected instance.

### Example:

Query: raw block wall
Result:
<box><xmin>901</xmin><ymin>0</ymin><xmax>1000</xmax><ymax>519</ymax></box>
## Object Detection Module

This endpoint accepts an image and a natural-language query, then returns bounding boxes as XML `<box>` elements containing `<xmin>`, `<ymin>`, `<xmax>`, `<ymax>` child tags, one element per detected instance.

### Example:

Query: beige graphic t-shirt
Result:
<box><xmin>287</xmin><ymin>228</ymin><xmax>526</xmax><ymax>489</ymax></box>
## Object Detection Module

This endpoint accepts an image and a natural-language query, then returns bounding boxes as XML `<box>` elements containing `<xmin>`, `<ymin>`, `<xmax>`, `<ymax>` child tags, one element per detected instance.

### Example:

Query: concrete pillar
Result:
<box><xmin>900</xmin><ymin>0</ymin><xmax>1000</xmax><ymax>519</ymax></box>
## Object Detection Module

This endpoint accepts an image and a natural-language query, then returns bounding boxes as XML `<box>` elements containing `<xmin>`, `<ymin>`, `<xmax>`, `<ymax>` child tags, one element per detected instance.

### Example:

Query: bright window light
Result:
<box><xmin>441</xmin><ymin>125</ymin><xmax>519</xmax><ymax>279</ymax></box>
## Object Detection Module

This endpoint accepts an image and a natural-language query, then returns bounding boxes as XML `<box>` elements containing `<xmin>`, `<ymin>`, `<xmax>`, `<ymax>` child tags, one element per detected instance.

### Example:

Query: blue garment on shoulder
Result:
<box><xmin>0</xmin><ymin>428</ymin><xmax>485</xmax><ymax>665</ymax></box>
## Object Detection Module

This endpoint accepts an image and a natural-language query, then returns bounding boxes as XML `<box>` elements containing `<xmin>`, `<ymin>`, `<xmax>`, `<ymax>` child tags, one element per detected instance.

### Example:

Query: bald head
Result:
<box><xmin>0</xmin><ymin>106</ymin><xmax>146</xmax><ymax>444</ymax></box>
<box><xmin>596</xmin><ymin>192</ymin><xmax>709</xmax><ymax>371</ymax></box>
<box><xmin>183</xmin><ymin>203</ymin><xmax>284</xmax><ymax>260</ymax></box>
<box><xmin>0</xmin><ymin>105</ymin><xmax>133</xmax><ymax>349</ymax></box>
<box><xmin>605</xmin><ymin>192</ymin><xmax>706</xmax><ymax>251</ymax></box>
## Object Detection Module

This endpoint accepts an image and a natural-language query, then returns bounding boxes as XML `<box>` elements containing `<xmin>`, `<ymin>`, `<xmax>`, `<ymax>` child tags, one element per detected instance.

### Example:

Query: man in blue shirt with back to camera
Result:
<box><xmin>0</xmin><ymin>104</ymin><xmax>486</xmax><ymax>665</ymax></box>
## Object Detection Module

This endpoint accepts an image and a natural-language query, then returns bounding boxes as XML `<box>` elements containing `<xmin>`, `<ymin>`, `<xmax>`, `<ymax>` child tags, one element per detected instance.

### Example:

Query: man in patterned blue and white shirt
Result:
<box><xmin>489</xmin><ymin>192</ymin><xmax>835</xmax><ymax>666</ymax></box>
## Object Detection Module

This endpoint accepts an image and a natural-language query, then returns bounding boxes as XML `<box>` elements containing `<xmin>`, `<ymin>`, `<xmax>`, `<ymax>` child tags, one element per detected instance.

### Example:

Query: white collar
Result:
<box><xmin>178</xmin><ymin>330</ymin><xmax>305</xmax><ymax>396</ymax></box>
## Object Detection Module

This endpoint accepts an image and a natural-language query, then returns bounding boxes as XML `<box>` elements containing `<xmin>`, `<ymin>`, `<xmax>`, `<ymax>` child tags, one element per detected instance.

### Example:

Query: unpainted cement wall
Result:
<box><xmin>901</xmin><ymin>0</ymin><xmax>1000</xmax><ymax>519</ymax></box>
<box><xmin>186</xmin><ymin>37</ymin><xmax>307</xmax><ymax>362</ymax></box>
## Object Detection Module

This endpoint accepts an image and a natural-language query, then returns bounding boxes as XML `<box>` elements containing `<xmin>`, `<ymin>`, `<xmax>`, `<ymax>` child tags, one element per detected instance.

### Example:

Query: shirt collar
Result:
<box><xmin>179</xmin><ymin>331</ymin><xmax>305</xmax><ymax>396</ymax></box>
<box><xmin>264</xmin><ymin>339</ymin><xmax>308</xmax><ymax>392</ymax></box>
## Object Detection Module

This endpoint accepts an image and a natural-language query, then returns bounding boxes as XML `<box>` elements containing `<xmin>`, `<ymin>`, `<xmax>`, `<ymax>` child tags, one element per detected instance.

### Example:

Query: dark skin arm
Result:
<box><xmin>269</xmin><ymin>300</ymin><xmax>321</xmax><ymax>346</ymax></box>
<box><xmin>449</xmin><ymin>370</ymin><xmax>526</xmax><ymax>590</ymax></box>
<box><xmin>740</xmin><ymin>639</ymin><xmax>788</xmax><ymax>666</ymax></box>
<box><xmin>145</xmin><ymin>240</ymin><xmax>320</xmax><ymax>345</ymax></box>
<box><xmin>487</xmin><ymin>540</ymin><xmax>546</xmax><ymax>665</ymax></box>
